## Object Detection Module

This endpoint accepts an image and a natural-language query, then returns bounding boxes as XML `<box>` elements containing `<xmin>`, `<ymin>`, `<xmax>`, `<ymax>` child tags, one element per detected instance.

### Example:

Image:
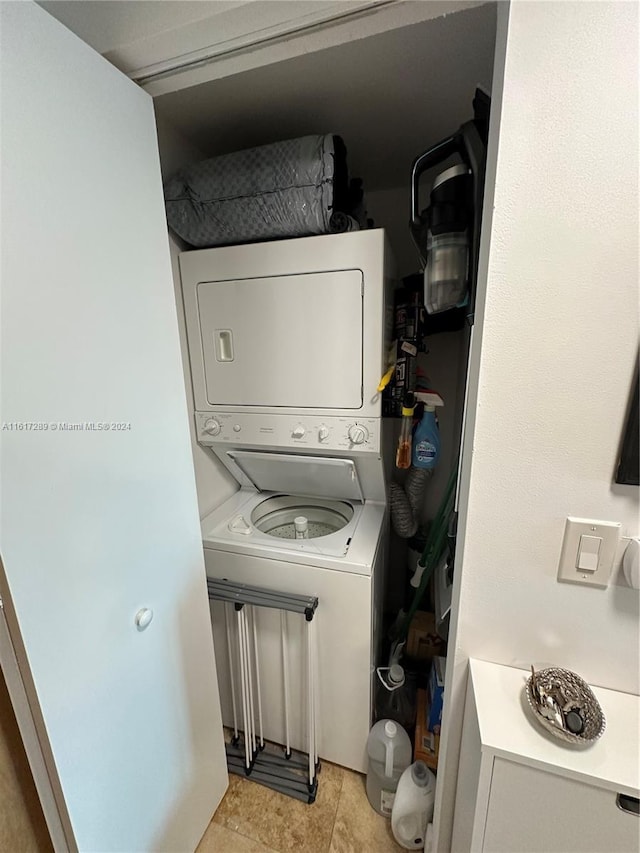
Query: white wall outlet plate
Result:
<box><xmin>558</xmin><ymin>517</ymin><xmax>621</xmax><ymax>588</ymax></box>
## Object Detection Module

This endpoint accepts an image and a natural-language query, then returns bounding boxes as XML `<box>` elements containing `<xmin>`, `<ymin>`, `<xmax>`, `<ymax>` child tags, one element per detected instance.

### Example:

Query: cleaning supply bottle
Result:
<box><xmin>375</xmin><ymin>665</ymin><xmax>416</xmax><ymax>731</ymax></box>
<box><xmin>365</xmin><ymin>719</ymin><xmax>412</xmax><ymax>816</ymax></box>
<box><xmin>396</xmin><ymin>393</ymin><xmax>415</xmax><ymax>469</ymax></box>
<box><xmin>391</xmin><ymin>760</ymin><xmax>437</xmax><ymax>849</ymax></box>
<box><xmin>412</xmin><ymin>405</ymin><xmax>440</xmax><ymax>469</ymax></box>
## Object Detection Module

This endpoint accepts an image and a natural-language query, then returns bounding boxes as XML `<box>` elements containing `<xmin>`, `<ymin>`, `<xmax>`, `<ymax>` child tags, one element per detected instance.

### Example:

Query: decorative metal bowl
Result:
<box><xmin>526</xmin><ymin>666</ymin><xmax>606</xmax><ymax>745</ymax></box>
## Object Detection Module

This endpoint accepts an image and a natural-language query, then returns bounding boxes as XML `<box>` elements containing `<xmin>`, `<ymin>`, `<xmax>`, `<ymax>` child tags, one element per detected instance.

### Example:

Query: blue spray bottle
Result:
<box><xmin>412</xmin><ymin>405</ymin><xmax>440</xmax><ymax>469</ymax></box>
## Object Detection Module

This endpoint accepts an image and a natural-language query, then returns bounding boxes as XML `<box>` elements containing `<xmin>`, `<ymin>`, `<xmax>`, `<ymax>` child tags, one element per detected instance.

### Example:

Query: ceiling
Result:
<box><xmin>36</xmin><ymin>0</ymin><xmax>395</xmax><ymax>82</ymax></box>
<box><xmin>37</xmin><ymin>1</ymin><xmax>248</xmax><ymax>58</ymax></box>
<box><xmin>38</xmin><ymin>0</ymin><xmax>496</xmax><ymax>193</ymax></box>
<box><xmin>154</xmin><ymin>3</ymin><xmax>496</xmax><ymax>191</ymax></box>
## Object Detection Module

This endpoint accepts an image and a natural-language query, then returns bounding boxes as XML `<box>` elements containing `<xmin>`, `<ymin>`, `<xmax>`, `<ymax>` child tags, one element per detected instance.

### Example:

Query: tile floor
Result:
<box><xmin>197</xmin><ymin>759</ymin><xmax>405</xmax><ymax>853</ymax></box>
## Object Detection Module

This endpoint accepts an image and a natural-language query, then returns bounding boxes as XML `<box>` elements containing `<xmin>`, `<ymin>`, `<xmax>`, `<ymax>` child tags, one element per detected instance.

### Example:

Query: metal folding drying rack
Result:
<box><xmin>207</xmin><ymin>578</ymin><xmax>320</xmax><ymax>804</ymax></box>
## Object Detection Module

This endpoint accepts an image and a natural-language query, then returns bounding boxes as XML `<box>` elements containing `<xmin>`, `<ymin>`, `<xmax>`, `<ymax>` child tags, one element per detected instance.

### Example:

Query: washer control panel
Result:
<box><xmin>196</xmin><ymin>412</ymin><xmax>380</xmax><ymax>453</ymax></box>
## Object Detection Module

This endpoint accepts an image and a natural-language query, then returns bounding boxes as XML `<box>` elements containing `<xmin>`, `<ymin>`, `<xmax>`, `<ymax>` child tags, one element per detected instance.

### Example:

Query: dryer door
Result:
<box><xmin>197</xmin><ymin>270</ymin><xmax>363</xmax><ymax>409</ymax></box>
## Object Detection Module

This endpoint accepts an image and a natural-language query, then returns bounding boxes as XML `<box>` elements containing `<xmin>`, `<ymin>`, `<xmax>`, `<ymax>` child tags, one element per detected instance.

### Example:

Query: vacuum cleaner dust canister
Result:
<box><xmin>424</xmin><ymin>164</ymin><xmax>472</xmax><ymax>315</ymax></box>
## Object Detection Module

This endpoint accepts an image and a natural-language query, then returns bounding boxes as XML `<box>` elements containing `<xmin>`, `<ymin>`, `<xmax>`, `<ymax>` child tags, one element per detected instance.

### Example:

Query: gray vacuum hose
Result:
<box><xmin>390</xmin><ymin>468</ymin><xmax>433</xmax><ymax>538</ymax></box>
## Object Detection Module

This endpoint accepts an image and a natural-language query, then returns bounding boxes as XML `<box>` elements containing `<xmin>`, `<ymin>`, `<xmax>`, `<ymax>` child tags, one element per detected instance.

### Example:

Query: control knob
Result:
<box><xmin>348</xmin><ymin>424</ymin><xmax>369</xmax><ymax>445</ymax></box>
<box><xmin>291</xmin><ymin>425</ymin><xmax>306</xmax><ymax>439</ymax></box>
<box><xmin>318</xmin><ymin>425</ymin><xmax>330</xmax><ymax>442</ymax></box>
<box><xmin>203</xmin><ymin>418</ymin><xmax>222</xmax><ymax>436</ymax></box>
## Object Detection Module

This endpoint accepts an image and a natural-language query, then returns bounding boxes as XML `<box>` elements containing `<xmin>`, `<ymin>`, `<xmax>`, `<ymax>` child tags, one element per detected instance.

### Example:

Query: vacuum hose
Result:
<box><xmin>389</xmin><ymin>468</ymin><xmax>433</xmax><ymax>538</ymax></box>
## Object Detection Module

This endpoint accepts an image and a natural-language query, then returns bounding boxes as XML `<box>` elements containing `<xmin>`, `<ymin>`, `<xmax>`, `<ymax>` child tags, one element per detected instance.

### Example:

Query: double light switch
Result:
<box><xmin>558</xmin><ymin>517</ymin><xmax>621</xmax><ymax>588</ymax></box>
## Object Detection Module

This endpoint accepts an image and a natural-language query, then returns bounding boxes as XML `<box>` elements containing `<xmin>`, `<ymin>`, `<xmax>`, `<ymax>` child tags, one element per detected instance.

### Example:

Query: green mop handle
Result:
<box><xmin>397</xmin><ymin>462</ymin><xmax>458</xmax><ymax>643</ymax></box>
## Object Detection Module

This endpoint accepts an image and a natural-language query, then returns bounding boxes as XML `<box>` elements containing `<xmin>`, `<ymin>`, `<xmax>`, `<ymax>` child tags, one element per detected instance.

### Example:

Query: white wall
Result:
<box><xmin>155</xmin><ymin>117</ymin><xmax>238</xmax><ymax>518</ymax></box>
<box><xmin>436</xmin><ymin>2</ymin><xmax>640</xmax><ymax>850</ymax></box>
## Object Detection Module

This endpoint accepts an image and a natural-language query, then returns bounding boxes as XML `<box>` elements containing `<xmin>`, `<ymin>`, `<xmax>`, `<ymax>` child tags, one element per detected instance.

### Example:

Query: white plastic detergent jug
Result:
<box><xmin>365</xmin><ymin>719</ymin><xmax>412</xmax><ymax>817</ymax></box>
<box><xmin>391</xmin><ymin>760</ymin><xmax>436</xmax><ymax>849</ymax></box>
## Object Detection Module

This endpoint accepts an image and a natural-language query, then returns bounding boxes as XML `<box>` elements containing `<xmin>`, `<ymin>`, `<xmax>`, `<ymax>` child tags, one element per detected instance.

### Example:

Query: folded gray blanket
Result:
<box><xmin>164</xmin><ymin>134</ymin><xmax>341</xmax><ymax>248</ymax></box>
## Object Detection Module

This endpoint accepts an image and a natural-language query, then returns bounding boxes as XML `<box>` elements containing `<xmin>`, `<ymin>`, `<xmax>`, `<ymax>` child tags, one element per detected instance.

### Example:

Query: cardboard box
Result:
<box><xmin>406</xmin><ymin>611</ymin><xmax>446</xmax><ymax>662</ymax></box>
<box><xmin>414</xmin><ymin>688</ymin><xmax>438</xmax><ymax>770</ymax></box>
<box><xmin>413</xmin><ymin>657</ymin><xmax>445</xmax><ymax>771</ymax></box>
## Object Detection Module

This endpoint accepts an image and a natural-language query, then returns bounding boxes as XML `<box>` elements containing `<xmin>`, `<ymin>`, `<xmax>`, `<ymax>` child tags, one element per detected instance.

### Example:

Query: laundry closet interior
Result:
<box><xmin>158</xmin><ymin>0</ymin><xmax>493</xmax><ymax>761</ymax></box>
<box><xmin>152</xmin><ymin>0</ymin><xmax>496</xmax><ymax>826</ymax></box>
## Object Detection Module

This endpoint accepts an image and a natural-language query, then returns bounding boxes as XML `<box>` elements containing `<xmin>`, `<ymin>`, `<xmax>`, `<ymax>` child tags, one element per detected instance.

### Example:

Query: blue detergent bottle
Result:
<box><xmin>412</xmin><ymin>405</ymin><xmax>440</xmax><ymax>469</ymax></box>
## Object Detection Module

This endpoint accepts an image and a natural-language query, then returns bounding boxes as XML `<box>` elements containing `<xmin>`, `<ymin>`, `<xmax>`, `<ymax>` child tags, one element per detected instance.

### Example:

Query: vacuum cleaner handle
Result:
<box><xmin>410</xmin><ymin>133</ymin><xmax>460</xmax><ymax>225</ymax></box>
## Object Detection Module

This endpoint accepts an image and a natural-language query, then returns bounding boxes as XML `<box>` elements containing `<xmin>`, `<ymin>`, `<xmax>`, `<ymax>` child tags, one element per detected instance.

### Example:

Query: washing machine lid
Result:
<box><xmin>226</xmin><ymin>451</ymin><xmax>364</xmax><ymax>502</ymax></box>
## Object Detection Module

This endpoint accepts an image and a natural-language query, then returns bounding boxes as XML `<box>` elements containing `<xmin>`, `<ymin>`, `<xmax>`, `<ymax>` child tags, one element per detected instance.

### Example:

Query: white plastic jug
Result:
<box><xmin>391</xmin><ymin>760</ymin><xmax>436</xmax><ymax>849</ymax></box>
<box><xmin>365</xmin><ymin>719</ymin><xmax>412</xmax><ymax>816</ymax></box>
<box><xmin>375</xmin><ymin>664</ymin><xmax>416</xmax><ymax>730</ymax></box>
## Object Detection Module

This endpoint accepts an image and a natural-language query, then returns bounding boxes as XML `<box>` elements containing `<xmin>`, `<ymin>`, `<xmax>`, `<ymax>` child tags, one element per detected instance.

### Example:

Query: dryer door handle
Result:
<box><xmin>215</xmin><ymin>329</ymin><xmax>234</xmax><ymax>362</ymax></box>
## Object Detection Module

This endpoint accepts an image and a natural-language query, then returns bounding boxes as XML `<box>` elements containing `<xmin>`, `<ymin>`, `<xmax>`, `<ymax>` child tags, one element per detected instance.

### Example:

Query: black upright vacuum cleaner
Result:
<box><xmin>410</xmin><ymin>87</ymin><xmax>491</xmax><ymax>324</ymax></box>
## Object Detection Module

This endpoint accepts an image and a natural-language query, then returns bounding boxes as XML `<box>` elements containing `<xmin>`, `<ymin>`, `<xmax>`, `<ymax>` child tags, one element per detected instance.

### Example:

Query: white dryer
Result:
<box><xmin>180</xmin><ymin>230</ymin><xmax>394</xmax><ymax>773</ymax></box>
<box><xmin>179</xmin><ymin>229</ymin><xmax>394</xmax><ymax>420</ymax></box>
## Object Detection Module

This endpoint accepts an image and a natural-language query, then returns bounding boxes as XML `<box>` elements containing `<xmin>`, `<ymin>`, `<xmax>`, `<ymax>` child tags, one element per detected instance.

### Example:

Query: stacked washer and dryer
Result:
<box><xmin>180</xmin><ymin>230</ymin><xmax>394</xmax><ymax>773</ymax></box>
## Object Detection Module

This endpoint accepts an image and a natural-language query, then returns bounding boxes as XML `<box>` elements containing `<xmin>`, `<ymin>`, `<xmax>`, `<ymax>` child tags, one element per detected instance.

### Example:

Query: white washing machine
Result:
<box><xmin>180</xmin><ymin>230</ymin><xmax>394</xmax><ymax>772</ymax></box>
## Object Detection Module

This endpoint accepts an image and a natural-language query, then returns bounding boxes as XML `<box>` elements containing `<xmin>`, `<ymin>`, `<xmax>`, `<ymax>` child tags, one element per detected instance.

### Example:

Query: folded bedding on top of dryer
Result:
<box><xmin>164</xmin><ymin>134</ymin><xmax>351</xmax><ymax>248</ymax></box>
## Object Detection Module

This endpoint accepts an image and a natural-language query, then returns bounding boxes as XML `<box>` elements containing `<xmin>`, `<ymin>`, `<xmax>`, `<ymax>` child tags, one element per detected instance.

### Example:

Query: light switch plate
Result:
<box><xmin>558</xmin><ymin>517</ymin><xmax>621</xmax><ymax>588</ymax></box>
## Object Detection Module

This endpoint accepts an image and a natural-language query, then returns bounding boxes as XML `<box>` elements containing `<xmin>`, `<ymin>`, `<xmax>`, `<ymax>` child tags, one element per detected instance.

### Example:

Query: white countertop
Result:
<box><xmin>469</xmin><ymin>658</ymin><xmax>640</xmax><ymax>795</ymax></box>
